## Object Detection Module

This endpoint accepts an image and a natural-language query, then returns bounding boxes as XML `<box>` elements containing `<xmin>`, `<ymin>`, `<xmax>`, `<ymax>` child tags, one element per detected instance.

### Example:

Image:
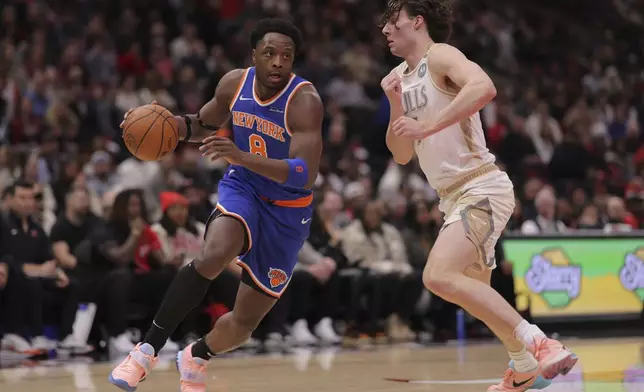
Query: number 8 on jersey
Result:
<box><xmin>249</xmin><ymin>134</ymin><xmax>267</xmax><ymax>157</ymax></box>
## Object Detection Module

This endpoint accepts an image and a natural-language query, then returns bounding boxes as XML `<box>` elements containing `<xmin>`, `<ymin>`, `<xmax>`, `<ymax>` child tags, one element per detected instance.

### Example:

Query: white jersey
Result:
<box><xmin>393</xmin><ymin>45</ymin><xmax>496</xmax><ymax>193</ymax></box>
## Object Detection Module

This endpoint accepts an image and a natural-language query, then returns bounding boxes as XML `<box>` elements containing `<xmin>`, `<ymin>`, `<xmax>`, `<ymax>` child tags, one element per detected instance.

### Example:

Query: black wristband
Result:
<box><xmin>196</xmin><ymin>110</ymin><xmax>220</xmax><ymax>131</ymax></box>
<box><xmin>182</xmin><ymin>115</ymin><xmax>192</xmax><ymax>141</ymax></box>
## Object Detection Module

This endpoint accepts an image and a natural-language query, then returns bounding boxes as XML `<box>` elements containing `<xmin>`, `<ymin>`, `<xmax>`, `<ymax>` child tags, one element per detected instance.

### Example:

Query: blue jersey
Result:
<box><xmin>227</xmin><ymin>67</ymin><xmax>312</xmax><ymax>205</ymax></box>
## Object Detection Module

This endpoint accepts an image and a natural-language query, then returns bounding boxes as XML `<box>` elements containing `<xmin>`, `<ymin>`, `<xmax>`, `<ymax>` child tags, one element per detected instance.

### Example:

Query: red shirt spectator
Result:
<box><xmin>118</xmin><ymin>44</ymin><xmax>147</xmax><ymax>77</ymax></box>
<box><xmin>134</xmin><ymin>225</ymin><xmax>162</xmax><ymax>273</ymax></box>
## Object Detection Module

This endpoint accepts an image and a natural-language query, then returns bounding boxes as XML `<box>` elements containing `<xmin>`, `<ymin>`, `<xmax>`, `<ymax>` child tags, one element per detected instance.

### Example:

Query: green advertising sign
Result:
<box><xmin>503</xmin><ymin>237</ymin><xmax>644</xmax><ymax>318</ymax></box>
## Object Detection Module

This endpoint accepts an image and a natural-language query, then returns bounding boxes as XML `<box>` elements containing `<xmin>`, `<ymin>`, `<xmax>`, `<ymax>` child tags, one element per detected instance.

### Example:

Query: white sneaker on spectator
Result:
<box><xmin>159</xmin><ymin>339</ymin><xmax>180</xmax><ymax>354</ymax></box>
<box><xmin>264</xmin><ymin>333</ymin><xmax>286</xmax><ymax>351</ymax></box>
<box><xmin>32</xmin><ymin>336</ymin><xmax>57</xmax><ymax>351</ymax></box>
<box><xmin>290</xmin><ymin>319</ymin><xmax>318</xmax><ymax>346</ymax></box>
<box><xmin>1</xmin><ymin>334</ymin><xmax>34</xmax><ymax>353</ymax></box>
<box><xmin>109</xmin><ymin>333</ymin><xmax>135</xmax><ymax>354</ymax></box>
<box><xmin>58</xmin><ymin>335</ymin><xmax>93</xmax><ymax>355</ymax></box>
<box><xmin>314</xmin><ymin>318</ymin><xmax>342</xmax><ymax>345</ymax></box>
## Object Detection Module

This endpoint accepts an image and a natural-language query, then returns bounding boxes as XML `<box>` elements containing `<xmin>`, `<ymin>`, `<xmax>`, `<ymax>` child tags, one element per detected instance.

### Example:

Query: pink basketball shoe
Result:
<box><xmin>176</xmin><ymin>343</ymin><xmax>209</xmax><ymax>392</ymax></box>
<box><xmin>527</xmin><ymin>335</ymin><xmax>578</xmax><ymax>379</ymax></box>
<box><xmin>109</xmin><ymin>343</ymin><xmax>158</xmax><ymax>391</ymax></box>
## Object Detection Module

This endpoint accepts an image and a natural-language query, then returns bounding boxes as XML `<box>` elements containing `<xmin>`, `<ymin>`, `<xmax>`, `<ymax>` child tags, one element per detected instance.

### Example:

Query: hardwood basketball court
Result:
<box><xmin>1</xmin><ymin>338</ymin><xmax>642</xmax><ymax>392</ymax></box>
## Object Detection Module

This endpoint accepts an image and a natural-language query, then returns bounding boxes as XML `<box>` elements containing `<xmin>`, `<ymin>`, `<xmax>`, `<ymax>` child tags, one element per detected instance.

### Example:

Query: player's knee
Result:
<box><xmin>195</xmin><ymin>242</ymin><xmax>237</xmax><ymax>279</ymax></box>
<box><xmin>422</xmin><ymin>267</ymin><xmax>458</xmax><ymax>299</ymax></box>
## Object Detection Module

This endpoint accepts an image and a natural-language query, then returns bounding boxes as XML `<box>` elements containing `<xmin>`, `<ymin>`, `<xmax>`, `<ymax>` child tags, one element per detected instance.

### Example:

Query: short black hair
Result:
<box><xmin>380</xmin><ymin>0</ymin><xmax>454</xmax><ymax>43</ymax></box>
<box><xmin>11</xmin><ymin>180</ymin><xmax>34</xmax><ymax>194</ymax></box>
<box><xmin>250</xmin><ymin>18</ymin><xmax>303</xmax><ymax>54</ymax></box>
<box><xmin>66</xmin><ymin>186</ymin><xmax>89</xmax><ymax>200</ymax></box>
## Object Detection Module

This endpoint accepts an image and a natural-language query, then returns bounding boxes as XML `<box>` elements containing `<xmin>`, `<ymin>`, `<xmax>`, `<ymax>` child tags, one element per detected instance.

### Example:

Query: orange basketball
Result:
<box><xmin>122</xmin><ymin>104</ymin><xmax>179</xmax><ymax>161</ymax></box>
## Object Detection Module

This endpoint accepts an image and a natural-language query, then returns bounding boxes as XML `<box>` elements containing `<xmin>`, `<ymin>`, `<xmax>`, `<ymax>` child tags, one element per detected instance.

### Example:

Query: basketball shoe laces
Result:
<box><xmin>120</xmin><ymin>354</ymin><xmax>149</xmax><ymax>382</ymax></box>
<box><xmin>533</xmin><ymin>336</ymin><xmax>557</xmax><ymax>359</ymax></box>
<box><xmin>501</xmin><ymin>368</ymin><xmax>515</xmax><ymax>384</ymax></box>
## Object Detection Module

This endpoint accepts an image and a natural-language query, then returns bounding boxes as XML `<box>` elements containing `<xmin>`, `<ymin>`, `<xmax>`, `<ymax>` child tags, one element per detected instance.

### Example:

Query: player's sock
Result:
<box><xmin>191</xmin><ymin>337</ymin><xmax>217</xmax><ymax>361</ymax></box>
<box><xmin>508</xmin><ymin>345</ymin><xmax>539</xmax><ymax>372</ymax></box>
<box><xmin>513</xmin><ymin>319</ymin><xmax>547</xmax><ymax>346</ymax></box>
<box><xmin>143</xmin><ymin>262</ymin><xmax>212</xmax><ymax>354</ymax></box>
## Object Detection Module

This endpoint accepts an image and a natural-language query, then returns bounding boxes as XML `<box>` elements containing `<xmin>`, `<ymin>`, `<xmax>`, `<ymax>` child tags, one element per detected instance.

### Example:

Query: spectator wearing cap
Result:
<box><xmin>152</xmin><ymin>191</ymin><xmax>241</xmax><ymax>343</ymax></box>
<box><xmin>340</xmin><ymin>181</ymin><xmax>367</xmax><ymax>228</ymax></box>
<box><xmin>85</xmin><ymin>151</ymin><xmax>118</xmax><ymax>199</ymax></box>
<box><xmin>151</xmin><ymin>192</ymin><xmax>204</xmax><ymax>268</ymax></box>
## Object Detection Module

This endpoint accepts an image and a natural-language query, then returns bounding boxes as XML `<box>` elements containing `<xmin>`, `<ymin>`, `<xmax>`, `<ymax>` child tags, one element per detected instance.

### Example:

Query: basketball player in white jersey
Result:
<box><xmin>379</xmin><ymin>1</ymin><xmax>577</xmax><ymax>391</ymax></box>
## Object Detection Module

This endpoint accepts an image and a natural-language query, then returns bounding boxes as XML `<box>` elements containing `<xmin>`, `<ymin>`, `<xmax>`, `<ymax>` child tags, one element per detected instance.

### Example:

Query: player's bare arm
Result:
<box><xmin>393</xmin><ymin>44</ymin><xmax>497</xmax><ymax>139</ymax></box>
<box><xmin>174</xmin><ymin>69</ymin><xmax>245</xmax><ymax>141</ymax></box>
<box><xmin>118</xmin><ymin>69</ymin><xmax>244</xmax><ymax>141</ymax></box>
<box><xmin>200</xmin><ymin>84</ymin><xmax>322</xmax><ymax>189</ymax></box>
<box><xmin>382</xmin><ymin>72</ymin><xmax>414</xmax><ymax>165</ymax></box>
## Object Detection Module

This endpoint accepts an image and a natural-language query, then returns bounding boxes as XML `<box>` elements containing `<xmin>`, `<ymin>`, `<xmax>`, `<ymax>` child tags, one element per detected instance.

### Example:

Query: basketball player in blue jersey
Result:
<box><xmin>109</xmin><ymin>18</ymin><xmax>323</xmax><ymax>392</ymax></box>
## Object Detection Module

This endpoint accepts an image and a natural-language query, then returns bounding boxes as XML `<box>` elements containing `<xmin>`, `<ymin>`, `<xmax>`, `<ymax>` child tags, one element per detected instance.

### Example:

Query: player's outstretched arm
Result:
<box><xmin>173</xmin><ymin>69</ymin><xmax>246</xmax><ymax>141</ymax></box>
<box><xmin>200</xmin><ymin>84</ymin><xmax>322</xmax><ymax>188</ymax></box>
<box><xmin>424</xmin><ymin>44</ymin><xmax>496</xmax><ymax>134</ymax></box>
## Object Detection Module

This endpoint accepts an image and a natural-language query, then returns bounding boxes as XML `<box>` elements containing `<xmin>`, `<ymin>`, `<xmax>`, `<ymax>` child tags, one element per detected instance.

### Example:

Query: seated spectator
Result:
<box><xmin>151</xmin><ymin>192</ymin><xmax>204</xmax><ymax>267</ymax></box>
<box><xmin>151</xmin><ymin>191</ymin><xmax>239</xmax><ymax>343</ymax></box>
<box><xmin>506</xmin><ymin>197</ymin><xmax>525</xmax><ymax>231</ymax></box>
<box><xmin>401</xmin><ymin>200</ymin><xmax>441</xmax><ymax>269</ymax></box>
<box><xmin>524</xmin><ymin>102</ymin><xmax>563</xmax><ymax>164</ymax></box>
<box><xmin>82</xmin><ymin>189</ymin><xmax>173</xmax><ymax>354</ymax></box>
<box><xmin>341</xmin><ymin>200</ymin><xmax>422</xmax><ymax>341</ymax></box>
<box><xmin>180</xmin><ymin>180</ymin><xmax>214</xmax><ymax>224</ymax></box>
<box><xmin>19</xmin><ymin>152</ymin><xmax>57</xmax><ymax>228</ymax></box>
<box><xmin>521</xmin><ymin>187</ymin><xmax>567</xmax><ymax>234</ymax></box>
<box><xmin>0</xmin><ymin>180</ymin><xmax>78</xmax><ymax>353</ymax></box>
<box><xmin>308</xmin><ymin>190</ymin><xmax>348</xmax><ymax>265</ymax></box>
<box><xmin>104</xmin><ymin>189</ymin><xmax>180</xmax><ymax>352</ymax></box>
<box><xmin>288</xmin><ymin>241</ymin><xmax>342</xmax><ymax>345</ymax></box>
<box><xmin>85</xmin><ymin>151</ymin><xmax>119</xmax><ymax>199</ymax></box>
<box><xmin>604</xmin><ymin>196</ymin><xmax>636</xmax><ymax>233</ymax></box>
<box><xmin>50</xmin><ymin>187</ymin><xmax>101</xmax><ymax>273</ymax></box>
<box><xmin>577</xmin><ymin>204</ymin><xmax>604</xmax><ymax>230</ymax></box>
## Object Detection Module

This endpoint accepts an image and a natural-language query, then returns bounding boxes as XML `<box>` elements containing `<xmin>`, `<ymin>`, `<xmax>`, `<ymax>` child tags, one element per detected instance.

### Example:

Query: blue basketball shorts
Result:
<box><xmin>206</xmin><ymin>178</ymin><xmax>313</xmax><ymax>298</ymax></box>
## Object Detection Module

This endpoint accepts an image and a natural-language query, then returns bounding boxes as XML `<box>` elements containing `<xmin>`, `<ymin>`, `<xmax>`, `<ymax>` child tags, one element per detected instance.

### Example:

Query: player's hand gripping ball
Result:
<box><xmin>121</xmin><ymin>102</ymin><xmax>179</xmax><ymax>161</ymax></box>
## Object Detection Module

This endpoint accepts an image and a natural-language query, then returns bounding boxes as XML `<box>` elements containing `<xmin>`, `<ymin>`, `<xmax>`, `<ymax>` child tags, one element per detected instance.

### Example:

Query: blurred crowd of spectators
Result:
<box><xmin>0</xmin><ymin>0</ymin><xmax>643</xmax><ymax>356</ymax></box>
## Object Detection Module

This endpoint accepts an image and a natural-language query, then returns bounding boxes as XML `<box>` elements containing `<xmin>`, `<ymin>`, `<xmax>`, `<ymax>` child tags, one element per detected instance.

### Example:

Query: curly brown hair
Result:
<box><xmin>380</xmin><ymin>0</ymin><xmax>454</xmax><ymax>43</ymax></box>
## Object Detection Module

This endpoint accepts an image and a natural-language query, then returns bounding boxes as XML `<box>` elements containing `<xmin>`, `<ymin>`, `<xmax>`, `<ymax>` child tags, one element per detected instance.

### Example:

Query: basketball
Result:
<box><xmin>122</xmin><ymin>104</ymin><xmax>179</xmax><ymax>161</ymax></box>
